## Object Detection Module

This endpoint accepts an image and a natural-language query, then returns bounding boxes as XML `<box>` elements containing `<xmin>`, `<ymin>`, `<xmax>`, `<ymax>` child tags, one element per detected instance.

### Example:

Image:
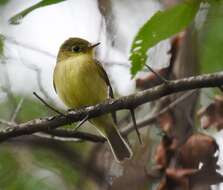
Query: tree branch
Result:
<box><xmin>121</xmin><ymin>89</ymin><xmax>197</xmax><ymax>136</ymax></box>
<box><xmin>24</xmin><ymin>90</ymin><xmax>196</xmax><ymax>143</ymax></box>
<box><xmin>0</xmin><ymin>72</ymin><xmax>222</xmax><ymax>143</ymax></box>
<box><xmin>45</xmin><ymin>129</ymin><xmax>106</xmax><ymax>143</ymax></box>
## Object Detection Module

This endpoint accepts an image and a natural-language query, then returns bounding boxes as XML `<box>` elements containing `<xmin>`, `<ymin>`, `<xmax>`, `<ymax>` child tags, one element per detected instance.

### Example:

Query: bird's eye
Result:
<box><xmin>71</xmin><ymin>45</ymin><xmax>81</xmax><ymax>52</ymax></box>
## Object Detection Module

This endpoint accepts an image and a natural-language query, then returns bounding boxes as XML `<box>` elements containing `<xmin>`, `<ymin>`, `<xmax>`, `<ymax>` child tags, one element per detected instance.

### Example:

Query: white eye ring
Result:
<box><xmin>71</xmin><ymin>45</ymin><xmax>81</xmax><ymax>52</ymax></box>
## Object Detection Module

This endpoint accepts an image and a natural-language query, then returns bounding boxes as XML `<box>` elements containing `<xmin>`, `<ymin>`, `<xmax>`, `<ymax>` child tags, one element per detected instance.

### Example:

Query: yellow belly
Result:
<box><xmin>54</xmin><ymin>57</ymin><xmax>107</xmax><ymax>108</ymax></box>
<box><xmin>53</xmin><ymin>56</ymin><xmax>113</xmax><ymax>132</ymax></box>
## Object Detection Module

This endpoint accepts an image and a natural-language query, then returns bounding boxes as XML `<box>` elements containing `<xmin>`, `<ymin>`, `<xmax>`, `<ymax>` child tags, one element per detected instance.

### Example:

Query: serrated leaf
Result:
<box><xmin>200</xmin><ymin>1</ymin><xmax>223</xmax><ymax>73</ymax></box>
<box><xmin>9</xmin><ymin>0</ymin><xmax>66</xmax><ymax>25</ymax></box>
<box><xmin>129</xmin><ymin>1</ymin><xmax>200</xmax><ymax>77</ymax></box>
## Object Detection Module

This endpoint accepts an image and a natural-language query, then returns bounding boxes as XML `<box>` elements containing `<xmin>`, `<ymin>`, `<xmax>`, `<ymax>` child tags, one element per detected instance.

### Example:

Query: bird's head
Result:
<box><xmin>57</xmin><ymin>37</ymin><xmax>100</xmax><ymax>62</ymax></box>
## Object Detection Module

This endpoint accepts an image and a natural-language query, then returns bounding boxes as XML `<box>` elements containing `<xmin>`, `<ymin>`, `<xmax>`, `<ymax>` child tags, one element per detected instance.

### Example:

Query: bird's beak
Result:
<box><xmin>89</xmin><ymin>42</ymin><xmax>100</xmax><ymax>49</ymax></box>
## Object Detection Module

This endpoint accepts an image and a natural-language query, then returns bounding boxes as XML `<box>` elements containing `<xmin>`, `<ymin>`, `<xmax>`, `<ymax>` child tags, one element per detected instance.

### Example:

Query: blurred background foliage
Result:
<box><xmin>0</xmin><ymin>0</ymin><xmax>9</xmax><ymax>6</ymax></box>
<box><xmin>0</xmin><ymin>0</ymin><xmax>223</xmax><ymax>190</ymax></box>
<box><xmin>199</xmin><ymin>0</ymin><xmax>223</xmax><ymax>73</ymax></box>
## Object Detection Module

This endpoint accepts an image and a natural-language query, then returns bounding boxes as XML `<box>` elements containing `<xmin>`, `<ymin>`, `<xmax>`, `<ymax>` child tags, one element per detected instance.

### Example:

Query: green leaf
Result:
<box><xmin>0</xmin><ymin>0</ymin><xmax>9</xmax><ymax>6</ymax></box>
<box><xmin>9</xmin><ymin>0</ymin><xmax>66</xmax><ymax>25</ymax></box>
<box><xmin>200</xmin><ymin>1</ymin><xmax>223</xmax><ymax>73</ymax></box>
<box><xmin>129</xmin><ymin>0</ymin><xmax>200</xmax><ymax>77</ymax></box>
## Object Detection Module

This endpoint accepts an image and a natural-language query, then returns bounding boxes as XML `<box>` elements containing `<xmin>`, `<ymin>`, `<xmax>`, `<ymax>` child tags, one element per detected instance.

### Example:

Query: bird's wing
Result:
<box><xmin>53</xmin><ymin>80</ymin><xmax>57</xmax><ymax>94</ymax></box>
<box><xmin>95</xmin><ymin>60</ymin><xmax>114</xmax><ymax>99</ymax></box>
<box><xmin>95</xmin><ymin>60</ymin><xmax>117</xmax><ymax>124</ymax></box>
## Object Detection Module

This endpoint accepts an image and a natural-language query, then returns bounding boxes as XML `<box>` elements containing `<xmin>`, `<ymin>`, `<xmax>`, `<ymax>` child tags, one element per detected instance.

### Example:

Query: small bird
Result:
<box><xmin>53</xmin><ymin>37</ymin><xmax>132</xmax><ymax>162</ymax></box>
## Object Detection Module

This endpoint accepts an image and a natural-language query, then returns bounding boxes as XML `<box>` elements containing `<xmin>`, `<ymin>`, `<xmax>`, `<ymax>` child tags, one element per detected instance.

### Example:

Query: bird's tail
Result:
<box><xmin>105</xmin><ymin>126</ymin><xmax>133</xmax><ymax>162</ymax></box>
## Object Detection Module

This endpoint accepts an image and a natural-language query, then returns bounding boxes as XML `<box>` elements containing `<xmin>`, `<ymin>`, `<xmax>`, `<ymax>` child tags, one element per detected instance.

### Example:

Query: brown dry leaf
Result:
<box><xmin>154</xmin><ymin>136</ymin><xmax>177</xmax><ymax>169</ymax></box>
<box><xmin>157</xmin><ymin>112</ymin><xmax>174</xmax><ymax>134</ymax></box>
<box><xmin>179</xmin><ymin>133</ymin><xmax>218</xmax><ymax>168</ymax></box>
<box><xmin>157</xmin><ymin>165</ymin><xmax>223</xmax><ymax>190</ymax></box>
<box><xmin>157</xmin><ymin>168</ymin><xmax>197</xmax><ymax>190</ymax></box>
<box><xmin>154</xmin><ymin>140</ymin><xmax>169</xmax><ymax>169</ymax></box>
<box><xmin>190</xmin><ymin>165</ymin><xmax>223</xmax><ymax>188</ymax></box>
<box><xmin>157</xmin><ymin>133</ymin><xmax>222</xmax><ymax>190</ymax></box>
<box><xmin>166</xmin><ymin>168</ymin><xmax>198</xmax><ymax>180</ymax></box>
<box><xmin>167</xmin><ymin>168</ymin><xmax>197</xmax><ymax>190</ymax></box>
<box><xmin>198</xmin><ymin>95</ymin><xmax>223</xmax><ymax>130</ymax></box>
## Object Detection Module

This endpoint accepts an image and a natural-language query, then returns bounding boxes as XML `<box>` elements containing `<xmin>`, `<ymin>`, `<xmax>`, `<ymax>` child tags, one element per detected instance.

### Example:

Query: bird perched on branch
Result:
<box><xmin>53</xmin><ymin>37</ymin><xmax>132</xmax><ymax>162</ymax></box>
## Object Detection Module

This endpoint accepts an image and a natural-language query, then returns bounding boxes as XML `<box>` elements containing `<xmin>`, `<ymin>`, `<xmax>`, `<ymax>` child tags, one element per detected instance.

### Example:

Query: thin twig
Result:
<box><xmin>45</xmin><ymin>129</ymin><xmax>105</xmax><ymax>143</ymax></box>
<box><xmin>73</xmin><ymin>115</ymin><xmax>89</xmax><ymax>132</ymax></box>
<box><xmin>122</xmin><ymin>90</ymin><xmax>198</xmax><ymax>135</ymax></box>
<box><xmin>10</xmin><ymin>98</ymin><xmax>24</xmax><ymax>122</ymax></box>
<box><xmin>33</xmin><ymin>92</ymin><xmax>86</xmax><ymax>129</ymax></box>
<box><xmin>34</xmin><ymin>130</ymin><xmax>105</xmax><ymax>143</ymax></box>
<box><xmin>33</xmin><ymin>132</ymin><xmax>82</xmax><ymax>142</ymax></box>
<box><xmin>130</xmin><ymin>109</ymin><xmax>142</xmax><ymax>144</ymax></box>
<box><xmin>33</xmin><ymin>92</ymin><xmax>64</xmax><ymax>116</ymax></box>
<box><xmin>145</xmin><ymin>64</ymin><xmax>168</xmax><ymax>84</ymax></box>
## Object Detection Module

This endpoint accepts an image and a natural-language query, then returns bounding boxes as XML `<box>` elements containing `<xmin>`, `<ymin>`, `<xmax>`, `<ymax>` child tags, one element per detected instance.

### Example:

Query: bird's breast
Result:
<box><xmin>54</xmin><ymin>57</ymin><xmax>108</xmax><ymax>109</ymax></box>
